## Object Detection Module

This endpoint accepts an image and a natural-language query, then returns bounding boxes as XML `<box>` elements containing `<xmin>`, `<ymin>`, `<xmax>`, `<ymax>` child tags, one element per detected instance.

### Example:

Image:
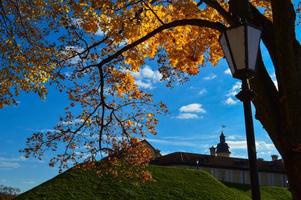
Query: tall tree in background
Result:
<box><xmin>0</xmin><ymin>0</ymin><xmax>301</xmax><ymax>198</ymax></box>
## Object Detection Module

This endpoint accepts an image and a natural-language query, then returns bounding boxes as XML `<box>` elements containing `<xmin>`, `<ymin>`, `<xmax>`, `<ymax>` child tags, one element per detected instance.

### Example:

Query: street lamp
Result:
<box><xmin>219</xmin><ymin>24</ymin><xmax>262</xmax><ymax>200</ymax></box>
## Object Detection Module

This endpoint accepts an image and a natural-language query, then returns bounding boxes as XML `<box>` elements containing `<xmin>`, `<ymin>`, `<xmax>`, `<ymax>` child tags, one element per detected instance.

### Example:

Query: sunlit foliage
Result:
<box><xmin>1</xmin><ymin>0</ymin><xmax>298</xmax><ymax>179</ymax></box>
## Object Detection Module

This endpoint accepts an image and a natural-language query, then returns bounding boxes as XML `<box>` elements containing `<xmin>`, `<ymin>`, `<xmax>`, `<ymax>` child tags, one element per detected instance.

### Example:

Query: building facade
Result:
<box><xmin>151</xmin><ymin>132</ymin><xmax>287</xmax><ymax>187</ymax></box>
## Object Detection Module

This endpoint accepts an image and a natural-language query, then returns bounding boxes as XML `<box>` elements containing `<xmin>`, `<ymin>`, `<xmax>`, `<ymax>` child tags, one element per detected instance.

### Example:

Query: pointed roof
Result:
<box><xmin>216</xmin><ymin>131</ymin><xmax>230</xmax><ymax>154</ymax></box>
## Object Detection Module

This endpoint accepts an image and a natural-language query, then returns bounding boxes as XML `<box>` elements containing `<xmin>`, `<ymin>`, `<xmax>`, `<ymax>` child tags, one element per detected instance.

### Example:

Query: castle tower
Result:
<box><xmin>209</xmin><ymin>146</ymin><xmax>216</xmax><ymax>156</ymax></box>
<box><xmin>216</xmin><ymin>131</ymin><xmax>231</xmax><ymax>157</ymax></box>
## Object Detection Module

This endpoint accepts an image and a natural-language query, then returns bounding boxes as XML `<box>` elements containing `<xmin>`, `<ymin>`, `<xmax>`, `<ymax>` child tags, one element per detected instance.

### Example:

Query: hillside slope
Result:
<box><xmin>16</xmin><ymin>166</ymin><xmax>291</xmax><ymax>200</ymax></box>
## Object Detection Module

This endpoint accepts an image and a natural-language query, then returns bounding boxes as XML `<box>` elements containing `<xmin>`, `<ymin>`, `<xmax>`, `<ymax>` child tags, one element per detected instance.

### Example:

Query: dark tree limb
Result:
<box><xmin>202</xmin><ymin>0</ymin><xmax>237</xmax><ymax>25</ymax></box>
<box><xmin>97</xmin><ymin>19</ymin><xmax>226</xmax><ymax>68</ymax></box>
<box><xmin>250</xmin><ymin>52</ymin><xmax>283</xmax><ymax>153</ymax></box>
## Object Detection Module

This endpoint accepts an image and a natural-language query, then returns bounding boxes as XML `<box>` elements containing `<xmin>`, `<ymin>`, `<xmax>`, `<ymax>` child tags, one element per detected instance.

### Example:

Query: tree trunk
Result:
<box><xmin>270</xmin><ymin>1</ymin><xmax>301</xmax><ymax>198</ymax></box>
<box><xmin>229</xmin><ymin>0</ymin><xmax>301</xmax><ymax>199</ymax></box>
<box><xmin>283</xmin><ymin>152</ymin><xmax>301</xmax><ymax>199</ymax></box>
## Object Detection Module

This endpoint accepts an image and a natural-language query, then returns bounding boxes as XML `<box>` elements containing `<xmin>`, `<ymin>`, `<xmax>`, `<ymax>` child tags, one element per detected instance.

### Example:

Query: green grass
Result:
<box><xmin>224</xmin><ymin>182</ymin><xmax>292</xmax><ymax>200</ymax></box>
<box><xmin>16</xmin><ymin>166</ymin><xmax>291</xmax><ymax>200</ymax></box>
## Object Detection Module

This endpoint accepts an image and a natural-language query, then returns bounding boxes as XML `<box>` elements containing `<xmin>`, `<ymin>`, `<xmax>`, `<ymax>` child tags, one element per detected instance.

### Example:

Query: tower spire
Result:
<box><xmin>216</xmin><ymin>125</ymin><xmax>231</xmax><ymax>157</ymax></box>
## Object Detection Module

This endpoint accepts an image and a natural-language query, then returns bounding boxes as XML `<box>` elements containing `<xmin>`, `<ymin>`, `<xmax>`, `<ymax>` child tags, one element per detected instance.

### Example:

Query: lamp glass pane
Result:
<box><xmin>219</xmin><ymin>34</ymin><xmax>235</xmax><ymax>76</ymax></box>
<box><xmin>247</xmin><ymin>26</ymin><xmax>261</xmax><ymax>71</ymax></box>
<box><xmin>226</xmin><ymin>26</ymin><xmax>246</xmax><ymax>70</ymax></box>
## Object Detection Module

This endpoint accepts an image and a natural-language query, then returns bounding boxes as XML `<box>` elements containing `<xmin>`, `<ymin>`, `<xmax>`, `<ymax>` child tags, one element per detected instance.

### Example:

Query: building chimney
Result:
<box><xmin>209</xmin><ymin>146</ymin><xmax>216</xmax><ymax>156</ymax></box>
<box><xmin>271</xmin><ymin>154</ymin><xmax>278</xmax><ymax>161</ymax></box>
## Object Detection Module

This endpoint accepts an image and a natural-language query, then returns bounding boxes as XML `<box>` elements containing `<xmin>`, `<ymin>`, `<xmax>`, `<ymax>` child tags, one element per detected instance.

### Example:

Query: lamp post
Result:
<box><xmin>219</xmin><ymin>24</ymin><xmax>262</xmax><ymax>200</ymax></box>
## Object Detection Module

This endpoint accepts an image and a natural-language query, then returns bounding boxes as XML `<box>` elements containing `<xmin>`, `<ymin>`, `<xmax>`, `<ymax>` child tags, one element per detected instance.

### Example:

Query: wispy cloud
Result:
<box><xmin>176</xmin><ymin>113</ymin><xmax>199</xmax><ymax>119</ymax></box>
<box><xmin>225</xmin><ymin>97</ymin><xmax>237</xmax><ymax>105</ymax></box>
<box><xmin>227</xmin><ymin>135</ymin><xmax>244</xmax><ymax>140</ymax></box>
<box><xmin>0</xmin><ymin>157</ymin><xmax>20</xmax><ymax>169</ymax></box>
<box><xmin>135</xmin><ymin>80</ymin><xmax>153</xmax><ymax>89</ymax></box>
<box><xmin>227</xmin><ymin>140</ymin><xmax>275</xmax><ymax>151</ymax></box>
<box><xmin>203</xmin><ymin>73</ymin><xmax>217</xmax><ymax>81</ymax></box>
<box><xmin>0</xmin><ymin>155</ymin><xmax>45</xmax><ymax>167</ymax></box>
<box><xmin>198</xmin><ymin>88</ymin><xmax>207</xmax><ymax>95</ymax></box>
<box><xmin>0</xmin><ymin>161</ymin><xmax>20</xmax><ymax>169</ymax></box>
<box><xmin>60</xmin><ymin>119</ymin><xmax>84</xmax><ymax>126</ymax></box>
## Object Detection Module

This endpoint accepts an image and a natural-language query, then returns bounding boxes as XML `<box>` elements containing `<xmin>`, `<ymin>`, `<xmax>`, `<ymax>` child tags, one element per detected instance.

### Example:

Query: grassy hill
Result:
<box><xmin>16</xmin><ymin>165</ymin><xmax>291</xmax><ymax>200</ymax></box>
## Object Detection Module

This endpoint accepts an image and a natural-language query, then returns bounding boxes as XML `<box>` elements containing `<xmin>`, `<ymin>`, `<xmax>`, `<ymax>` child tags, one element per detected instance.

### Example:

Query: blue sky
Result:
<box><xmin>1</xmin><ymin>3</ymin><xmax>300</xmax><ymax>190</ymax></box>
<box><xmin>0</xmin><ymin>42</ymin><xmax>281</xmax><ymax>192</ymax></box>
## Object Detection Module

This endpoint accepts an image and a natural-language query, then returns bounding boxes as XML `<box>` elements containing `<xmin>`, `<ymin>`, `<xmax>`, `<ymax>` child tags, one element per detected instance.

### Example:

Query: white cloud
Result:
<box><xmin>224</xmin><ymin>68</ymin><xmax>232</xmax><ymax>75</ymax></box>
<box><xmin>60</xmin><ymin>119</ymin><xmax>84</xmax><ymax>126</ymax></box>
<box><xmin>0</xmin><ymin>156</ymin><xmax>21</xmax><ymax>162</ymax></box>
<box><xmin>256</xmin><ymin>141</ymin><xmax>275</xmax><ymax>151</ymax></box>
<box><xmin>65</xmin><ymin>46</ymin><xmax>84</xmax><ymax>52</ymax></box>
<box><xmin>61</xmin><ymin>46</ymin><xmax>85</xmax><ymax>64</ymax></box>
<box><xmin>227</xmin><ymin>140</ymin><xmax>247</xmax><ymax>149</ymax></box>
<box><xmin>71</xmin><ymin>17</ymin><xmax>105</xmax><ymax>37</ymax></box>
<box><xmin>227</xmin><ymin>140</ymin><xmax>275</xmax><ymax>151</ymax></box>
<box><xmin>132</xmin><ymin>65</ymin><xmax>162</xmax><ymax>89</ymax></box>
<box><xmin>226</xmin><ymin>82</ymin><xmax>241</xmax><ymax>97</ymax></box>
<box><xmin>176</xmin><ymin>103</ymin><xmax>206</xmax><ymax>120</ymax></box>
<box><xmin>0</xmin><ymin>161</ymin><xmax>20</xmax><ymax>169</ymax></box>
<box><xmin>141</xmin><ymin>67</ymin><xmax>155</xmax><ymax>79</ymax></box>
<box><xmin>179</xmin><ymin>103</ymin><xmax>206</xmax><ymax>113</ymax></box>
<box><xmin>135</xmin><ymin>80</ymin><xmax>153</xmax><ymax>89</ymax></box>
<box><xmin>176</xmin><ymin>113</ymin><xmax>199</xmax><ymax>119</ymax></box>
<box><xmin>203</xmin><ymin>74</ymin><xmax>217</xmax><ymax>80</ymax></box>
<box><xmin>225</xmin><ymin>97</ymin><xmax>238</xmax><ymax>105</ymax></box>
<box><xmin>198</xmin><ymin>88</ymin><xmax>207</xmax><ymax>95</ymax></box>
<box><xmin>227</xmin><ymin>135</ymin><xmax>244</xmax><ymax>140</ymax></box>
<box><xmin>160</xmin><ymin>151</ymin><xmax>172</xmax><ymax>156</ymax></box>
<box><xmin>0</xmin><ymin>155</ymin><xmax>45</xmax><ymax>168</ymax></box>
<box><xmin>224</xmin><ymin>82</ymin><xmax>241</xmax><ymax>106</ymax></box>
<box><xmin>95</xmin><ymin>29</ymin><xmax>105</xmax><ymax>36</ymax></box>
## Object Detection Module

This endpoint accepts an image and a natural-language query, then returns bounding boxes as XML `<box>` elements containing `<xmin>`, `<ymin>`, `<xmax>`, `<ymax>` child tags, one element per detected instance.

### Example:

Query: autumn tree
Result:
<box><xmin>1</xmin><ymin>0</ymin><xmax>301</xmax><ymax>199</ymax></box>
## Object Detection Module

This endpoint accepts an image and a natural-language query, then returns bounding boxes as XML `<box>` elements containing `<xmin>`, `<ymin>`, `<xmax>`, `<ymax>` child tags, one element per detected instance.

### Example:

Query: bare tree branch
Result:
<box><xmin>98</xmin><ymin>66</ymin><xmax>106</xmax><ymax>155</ymax></box>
